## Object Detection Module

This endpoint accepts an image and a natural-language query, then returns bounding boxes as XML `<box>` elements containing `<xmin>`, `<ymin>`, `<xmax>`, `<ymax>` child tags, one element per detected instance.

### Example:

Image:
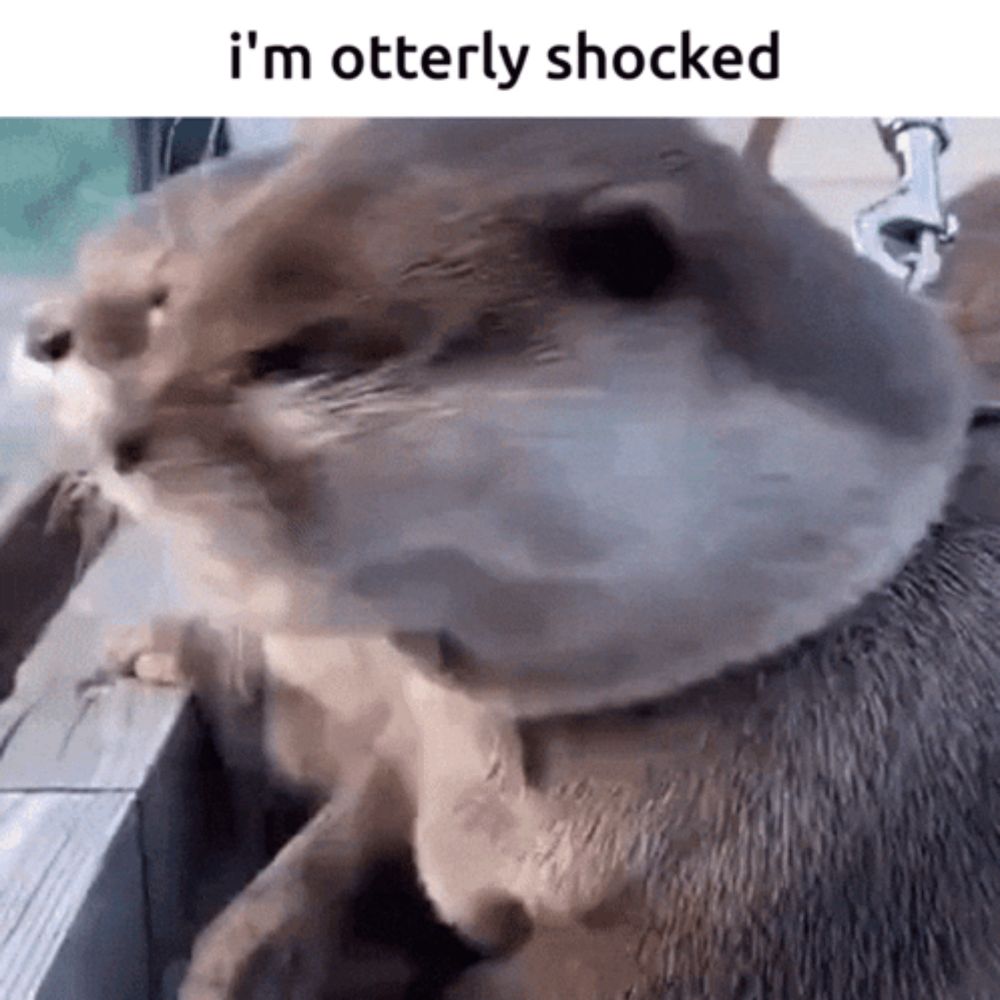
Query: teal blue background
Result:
<box><xmin>0</xmin><ymin>119</ymin><xmax>130</xmax><ymax>277</ymax></box>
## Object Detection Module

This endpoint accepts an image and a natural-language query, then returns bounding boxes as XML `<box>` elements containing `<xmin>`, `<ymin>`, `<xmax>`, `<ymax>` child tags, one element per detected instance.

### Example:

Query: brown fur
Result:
<box><xmin>122</xmin><ymin>430</ymin><xmax>1000</xmax><ymax>1000</ymax></box>
<box><xmin>930</xmin><ymin>177</ymin><xmax>1000</xmax><ymax>392</ymax></box>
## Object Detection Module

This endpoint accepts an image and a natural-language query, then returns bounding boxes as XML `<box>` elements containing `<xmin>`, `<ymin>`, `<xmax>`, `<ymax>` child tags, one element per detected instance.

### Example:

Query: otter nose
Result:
<box><xmin>26</xmin><ymin>326</ymin><xmax>73</xmax><ymax>363</ymax></box>
<box><xmin>112</xmin><ymin>433</ymin><xmax>150</xmax><ymax>474</ymax></box>
<box><xmin>24</xmin><ymin>300</ymin><xmax>75</xmax><ymax>364</ymax></box>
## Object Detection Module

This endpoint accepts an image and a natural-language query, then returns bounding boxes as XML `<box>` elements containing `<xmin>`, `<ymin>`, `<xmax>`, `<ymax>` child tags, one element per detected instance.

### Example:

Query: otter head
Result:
<box><xmin>30</xmin><ymin>119</ymin><xmax>973</xmax><ymax>716</ymax></box>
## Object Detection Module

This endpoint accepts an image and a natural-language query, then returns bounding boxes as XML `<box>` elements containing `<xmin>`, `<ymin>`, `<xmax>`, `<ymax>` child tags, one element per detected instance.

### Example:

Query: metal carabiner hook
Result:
<box><xmin>853</xmin><ymin>118</ymin><xmax>958</xmax><ymax>293</ymax></box>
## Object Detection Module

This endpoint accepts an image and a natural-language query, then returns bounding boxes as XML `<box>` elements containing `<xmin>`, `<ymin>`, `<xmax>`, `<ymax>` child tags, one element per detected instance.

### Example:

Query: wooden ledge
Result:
<box><xmin>0</xmin><ymin>678</ymin><xmax>195</xmax><ymax>1000</ymax></box>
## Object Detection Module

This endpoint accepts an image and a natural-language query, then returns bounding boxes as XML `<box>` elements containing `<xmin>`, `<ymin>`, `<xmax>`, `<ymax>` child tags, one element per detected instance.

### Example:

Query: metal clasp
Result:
<box><xmin>853</xmin><ymin>118</ymin><xmax>958</xmax><ymax>293</ymax></box>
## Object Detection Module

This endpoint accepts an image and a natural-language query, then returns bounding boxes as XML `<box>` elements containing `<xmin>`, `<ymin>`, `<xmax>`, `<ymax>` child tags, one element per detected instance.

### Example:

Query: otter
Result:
<box><xmin>26</xmin><ymin>119</ymin><xmax>1000</xmax><ymax>1000</ymax></box>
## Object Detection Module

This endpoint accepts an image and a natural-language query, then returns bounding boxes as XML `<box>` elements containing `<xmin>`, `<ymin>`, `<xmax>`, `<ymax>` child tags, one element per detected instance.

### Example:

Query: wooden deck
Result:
<box><xmin>0</xmin><ymin>493</ymin><xmax>278</xmax><ymax>1000</ymax></box>
<box><xmin>0</xmin><ymin>505</ymin><xmax>277</xmax><ymax>1000</ymax></box>
<box><xmin>0</xmin><ymin>600</ymin><xmax>275</xmax><ymax>1000</ymax></box>
<box><xmin>0</xmin><ymin>675</ymin><xmax>196</xmax><ymax>1000</ymax></box>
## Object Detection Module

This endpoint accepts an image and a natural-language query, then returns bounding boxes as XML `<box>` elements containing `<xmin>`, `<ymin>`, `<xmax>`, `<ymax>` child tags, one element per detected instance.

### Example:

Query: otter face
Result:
<box><xmin>30</xmin><ymin>120</ymin><xmax>973</xmax><ymax>715</ymax></box>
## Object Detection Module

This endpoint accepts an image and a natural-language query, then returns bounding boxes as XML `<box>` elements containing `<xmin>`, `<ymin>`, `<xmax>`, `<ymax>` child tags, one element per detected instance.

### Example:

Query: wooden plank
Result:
<box><xmin>0</xmin><ymin>665</ymin><xmax>207</xmax><ymax>996</ymax></box>
<box><xmin>0</xmin><ymin>677</ymin><xmax>190</xmax><ymax>793</ymax></box>
<box><xmin>0</xmin><ymin>791</ymin><xmax>148</xmax><ymax>1000</ymax></box>
<box><xmin>137</xmin><ymin>697</ymin><xmax>224</xmax><ymax>996</ymax></box>
<box><xmin>0</xmin><ymin>498</ymin><xmax>269</xmax><ymax>999</ymax></box>
<box><xmin>0</xmin><ymin>684</ymin><xmax>269</xmax><ymax>1000</ymax></box>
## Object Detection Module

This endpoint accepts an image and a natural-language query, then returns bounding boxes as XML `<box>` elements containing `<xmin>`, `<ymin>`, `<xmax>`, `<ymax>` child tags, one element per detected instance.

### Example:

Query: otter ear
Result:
<box><xmin>540</xmin><ymin>195</ymin><xmax>684</xmax><ymax>301</ymax></box>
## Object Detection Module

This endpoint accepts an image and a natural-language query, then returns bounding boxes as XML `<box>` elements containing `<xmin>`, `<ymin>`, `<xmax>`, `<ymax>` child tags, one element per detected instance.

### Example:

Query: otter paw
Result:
<box><xmin>101</xmin><ymin>619</ymin><xmax>189</xmax><ymax>687</ymax></box>
<box><xmin>179</xmin><ymin>899</ymin><xmax>319</xmax><ymax>1000</ymax></box>
<box><xmin>179</xmin><ymin>903</ymin><xmax>413</xmax><ymax>1000</ymax></box>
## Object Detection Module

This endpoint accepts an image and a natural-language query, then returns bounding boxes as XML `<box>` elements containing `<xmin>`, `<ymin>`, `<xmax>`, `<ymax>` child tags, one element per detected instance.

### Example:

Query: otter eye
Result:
<box><xmin>545</xmin><ymin>205</ymin><xmax>681</xmax><ymax>301</ymax></box>
<box><xmin>149</xmin><ymin>287</ymin><xmax>168</xmax><ymax>309</ymax></box>
<box><xmin>242</xmin><ymin>318</ymin><xmax>407</xmax><ymax>383</ymax></box>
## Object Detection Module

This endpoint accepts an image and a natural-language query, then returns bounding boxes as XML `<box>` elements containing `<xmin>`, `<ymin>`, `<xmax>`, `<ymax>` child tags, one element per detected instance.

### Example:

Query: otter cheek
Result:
<box><xmin>303</xmin><ymin>343</ymin><xmax>953</xmax><ymax>715</ymax></box>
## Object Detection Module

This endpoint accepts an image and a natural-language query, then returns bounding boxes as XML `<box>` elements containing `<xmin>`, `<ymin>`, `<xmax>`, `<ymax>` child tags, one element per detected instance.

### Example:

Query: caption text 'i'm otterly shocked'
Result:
<box><xmin>229</xmin><ymin>30</ymin><xmax>781</xmax><ymax>89</ymax></box>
